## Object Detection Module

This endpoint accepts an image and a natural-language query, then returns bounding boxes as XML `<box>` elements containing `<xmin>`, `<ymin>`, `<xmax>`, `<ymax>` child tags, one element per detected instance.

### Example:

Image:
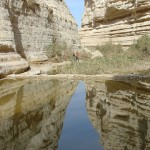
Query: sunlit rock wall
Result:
<box><xmin>7</xmin><ymin>0</ymin><xmax>80</xmax><ymax>61</ymax></box>
<box><xmin>0</xmin><ymin>79</ymin><xmax>77</xmax><ymax>150</ymax></box>
<box><xmin>0</xmin><ymin>1</ymin><xmax>29</xmax><ymax>78</ymax></box>
<box><xmin>86</xmin><ymin>80</ymin><xmax>150</xmax><ymax>150</ymax></box>
<box><xmin>0</xmin><ymin>0</ymin><xmax>80</xmax><ymax>77</ymax></box>
<box><xmin>80</xmin><ymin>0</ymin><xmax>150</xmax><ymax>48</ymax></box>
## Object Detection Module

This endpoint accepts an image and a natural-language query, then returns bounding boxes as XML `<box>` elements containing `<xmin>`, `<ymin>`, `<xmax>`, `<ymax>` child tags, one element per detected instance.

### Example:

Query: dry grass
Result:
<box><xmin>58</xmin><ymin>35</ymin><xmax>150</xmax><ymax>75</ymax></box>
<box><xmin>59</xmin><ymin>54</ymin><xmax>142</xmax><ymax>75</ymax></box>
<box><xmin>79</xmin><ymin>50</ymin><xmax>92</xmax><ymax>60</ymax></box>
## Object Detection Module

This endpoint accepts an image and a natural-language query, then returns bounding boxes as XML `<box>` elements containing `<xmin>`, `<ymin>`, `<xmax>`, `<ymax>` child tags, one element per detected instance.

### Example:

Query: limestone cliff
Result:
<box><xmin>86</xmin><ymin>80</ymin><xmax>150</xmax><ymax>150</ymax></box>
<box><xmin>80</xmin><ymin>0</ymin><xmax>150</xmax><ymax>48</ymax></box>
<box><xmin>0</xmin><ymin>0</ymin><xmax>80</xmax><ymax>77</ymax></box>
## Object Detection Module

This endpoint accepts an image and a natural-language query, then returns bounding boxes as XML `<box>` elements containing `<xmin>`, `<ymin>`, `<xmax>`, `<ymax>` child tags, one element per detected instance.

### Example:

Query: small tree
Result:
<box><xmin>136</xmin><ymin>34</ymin><xmax>150</xmax><ymax>54</ymax></box>
<box><xmin>96</xmin><ymin>41</ymin><xmax>123</xmax><ymax>57</ymax></box>
<box><xmin>46</xmin><ymin>42</ymin><xmax>73</xmax><ymax>62</ymax></box>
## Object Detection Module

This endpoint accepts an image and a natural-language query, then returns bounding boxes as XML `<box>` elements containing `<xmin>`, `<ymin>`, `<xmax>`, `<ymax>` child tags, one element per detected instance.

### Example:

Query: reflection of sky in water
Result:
<box><xmin>58</xmin><ymin>81</ymin><xmax>103</xmax><ymax>150</ymax></box>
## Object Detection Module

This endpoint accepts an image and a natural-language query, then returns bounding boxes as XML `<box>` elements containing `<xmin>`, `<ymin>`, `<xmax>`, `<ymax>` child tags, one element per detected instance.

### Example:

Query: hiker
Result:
<box><xmin>76</xmin><ymin>51</ymin><xmax>79</xmax><ymax>62</ymax></box>
<box><xmin>73</xmin><ymin>51</ymin><xmax>80</xmax><ymax>62</ymax></box>
<box><xmin>73</xmin><ymin>52</ymin><xmax>76</xmax><ymax>61</ymax></box>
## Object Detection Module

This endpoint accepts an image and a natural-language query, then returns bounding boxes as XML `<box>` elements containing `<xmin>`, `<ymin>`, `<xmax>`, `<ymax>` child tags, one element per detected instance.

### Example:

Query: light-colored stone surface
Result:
<box><xmin>8</xmin><ymin>0</ymin><xmax>80</xmax><ymax>61</ymax></box>
<box><xmin>0</xmin><ymin>52</ymin><xmax>29</xmax><ymax>78</ymax></box>
<box><xmin>86</xmin><ymin>79</ymin><xmax>150</xmax><ymax>150</ymax></box>
<box><xmin>0</xmin><ymin>79</ymin><xmax>77</xmax><ymax>150</ymax></box>
<box><xmin>0</xmin><ymin>0</ymin><xmax>15</xmax><ymax>51</ymax></box>
<box><xmin>80</xmin><ymin>0</ymin><xmax>150</xmax><ymax>48</ymax></box>
<box><xmin>0</xmin><ymin>0</ymin><xmax>29</xmax><ymax>78</ymax></box>
<box><xmin>0</xmin><ymin>0</ymin><xmax>80</xmax><ymax>78</ymax></box>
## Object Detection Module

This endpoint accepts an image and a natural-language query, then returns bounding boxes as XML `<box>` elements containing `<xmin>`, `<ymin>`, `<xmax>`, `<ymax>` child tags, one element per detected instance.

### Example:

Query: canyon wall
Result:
<box><xmin>0</xmin><ymin>0</ymin><xmax>29</xmax><ymax>78</ymax></box>
<box><xmin>86</xmin><ymin>79</ymin><xmax>150</xmax><ymax>150</ymax></box>
<box><xmin>0</xmin><ymin>79</ymin><xmax>77</xmax><ymax>149</ymax></box>
<box><xmin>0</xmin><ymin>0</ymin><xmax>80</xmax><ymax>77</ymax></box>
<box><xmin>80</xmin><ymin>0</ymin><xmax>150</xmax><ymax>48</ymax></box>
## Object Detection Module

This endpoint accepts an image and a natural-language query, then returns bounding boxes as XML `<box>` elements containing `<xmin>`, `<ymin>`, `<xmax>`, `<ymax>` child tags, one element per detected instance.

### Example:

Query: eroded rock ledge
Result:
<box><xmin>80</xmin><ymin>0</ymin><xmax>150</xmax><ymax>48</ymax></box>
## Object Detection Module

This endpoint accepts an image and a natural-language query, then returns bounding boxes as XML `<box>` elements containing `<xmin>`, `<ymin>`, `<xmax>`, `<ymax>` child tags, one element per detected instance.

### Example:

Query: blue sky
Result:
<box><xmin>65</xmin><ymin>0</ymin><xmax>84</xmax><ymax>28</ymax></box>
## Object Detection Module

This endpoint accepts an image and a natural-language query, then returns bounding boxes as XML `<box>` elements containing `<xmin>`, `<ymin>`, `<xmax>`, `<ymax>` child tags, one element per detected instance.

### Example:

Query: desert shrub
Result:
<box><xmin>96</xmin><ymin>41</ymin><xmax>123</xmax><ymax>57</ymax></box>
<box><xmin>129</xmin><ymin>34</ymin><xmax>150</xmax><ymax>54</ymax></box>
<box><xmin>46</xmin><ymin>43</ymin><xmax>62</xmax><ymax>58</ymax></box>
<box><xmin>79</xmin><ymin>50</ymin><xmax>92</xmax><ymax>60</ymax></box>
<box><xmin>46</xmin><ymin>42</ymin><xmax>73</xmax><ymax>62</ymax></box>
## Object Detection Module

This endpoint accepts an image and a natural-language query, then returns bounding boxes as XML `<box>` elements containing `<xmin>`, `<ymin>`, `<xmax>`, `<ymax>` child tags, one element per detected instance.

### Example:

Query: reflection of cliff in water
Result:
<box><xmin>0</xmin><ymin>79</ymin><xmax>77</xmax><ymax>150</ymax></box>
<box><xmin>86</xmin><ymin>80</ymin><xmax>150</xmax><ymax>150</ymax></box>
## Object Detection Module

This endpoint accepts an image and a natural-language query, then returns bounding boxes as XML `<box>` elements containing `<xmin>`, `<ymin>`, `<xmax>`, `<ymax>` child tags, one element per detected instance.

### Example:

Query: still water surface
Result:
<box><xmin>0</xmin><ymin>78</ymin><xmax>150</xmax><ymax>150</ymax></box>
<box><xmin>58</xmin><ymin>81</ymin><xmax>103</xmax><ymax>150</ymax></box>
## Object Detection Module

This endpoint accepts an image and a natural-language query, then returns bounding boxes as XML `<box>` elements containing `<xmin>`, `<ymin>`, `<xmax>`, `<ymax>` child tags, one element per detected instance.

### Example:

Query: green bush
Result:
<box><xmin>46</xmin><ymin>42</ymin><xmax>73</xmax><ymax>62</ymax></box>
<box><xmin>80</xmin><ymin>50</ymin><xmax>92</xmax><ymax>60</ymax></box>
<box><xmin>46</xmin><ymin>43</ymin><xmax>63</xmax><ymax>58</ymax></box>
<box><xmin>96</xmin><ymin>41</ymin><xmax>123</xmax><ymax>57</ymax></box>
<box><xmin>129</xmin><ymin>34</ymin><xmax>150</xmax><ymax>54</ymax></box>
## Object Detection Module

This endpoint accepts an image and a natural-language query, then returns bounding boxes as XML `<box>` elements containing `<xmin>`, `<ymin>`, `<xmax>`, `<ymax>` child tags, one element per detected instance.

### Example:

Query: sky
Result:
<box><xmin>65</xmin><ymin>0</ymin><xmax>84</xmax><ymax>28</ymax></box>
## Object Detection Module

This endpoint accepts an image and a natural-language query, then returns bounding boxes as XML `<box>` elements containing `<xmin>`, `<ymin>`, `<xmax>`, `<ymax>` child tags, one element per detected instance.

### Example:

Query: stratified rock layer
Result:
<box><xmin>0</xmin><ymin>0</ymin><xmax>80</xmax><ymax>77</ymax></box>
<box><xmin>0</xmin><ymin>53</ymin><xmax>29</xmax><ymax>78</ymax></box>
<box><xmin>80</xmin><ymin>0</ymin><xmax>150</xmax><ymax>48</ymax></box>
<box><xmin>85</xmin><ymin>79</ymin><xmax>150</xmax><ymax>150</ymax></box>
<box><xmin>0</xmin><ymin>79</ymin><xmax>77</xmax><ymax>150</ymax></box>
<box><xmin>0</xmin><ymin>0</ymin><xmax>29</xmax><ymax>78</ymax></box>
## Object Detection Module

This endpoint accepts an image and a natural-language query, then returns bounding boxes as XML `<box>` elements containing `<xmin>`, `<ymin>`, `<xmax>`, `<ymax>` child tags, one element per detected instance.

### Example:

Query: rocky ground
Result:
<box><xmin>1</xmin><ymin>48</ymin><xmax>149</xmax><ymax>81</ymax></box>
<box><xmin>3</xmin><ymin>61</ymin><xmax>149</xmax><ymax>82</ymax></box>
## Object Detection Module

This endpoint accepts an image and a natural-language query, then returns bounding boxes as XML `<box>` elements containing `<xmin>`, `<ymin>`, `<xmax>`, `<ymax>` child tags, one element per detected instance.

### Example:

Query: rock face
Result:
<box><xmin>86</xmin><ymin>79</ymin><xmax>150</xmax><ymax>150</ymax></box>
<box><xmin>0</xmin><ymin>0</ymin><xmax>80</xmax><ymax>77</ymax></box>
<box><xmin>0</xmin><ymin>79</ymin><xmax>77</xmax><ymax>150</ymax></box>
<box><xmin>80</xmin><ymin>0</ymin><xmax>150</xmax><ymax>48</ymax></box>
<box><xmin>0</xmin><ymin>53</ymin><xmax>29</xmax><ymax>78</ymax></box>
<box><xmin>0</xmin><ymin>0</ymin><xmax>29</xmax><ymax>78</ymax></box>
